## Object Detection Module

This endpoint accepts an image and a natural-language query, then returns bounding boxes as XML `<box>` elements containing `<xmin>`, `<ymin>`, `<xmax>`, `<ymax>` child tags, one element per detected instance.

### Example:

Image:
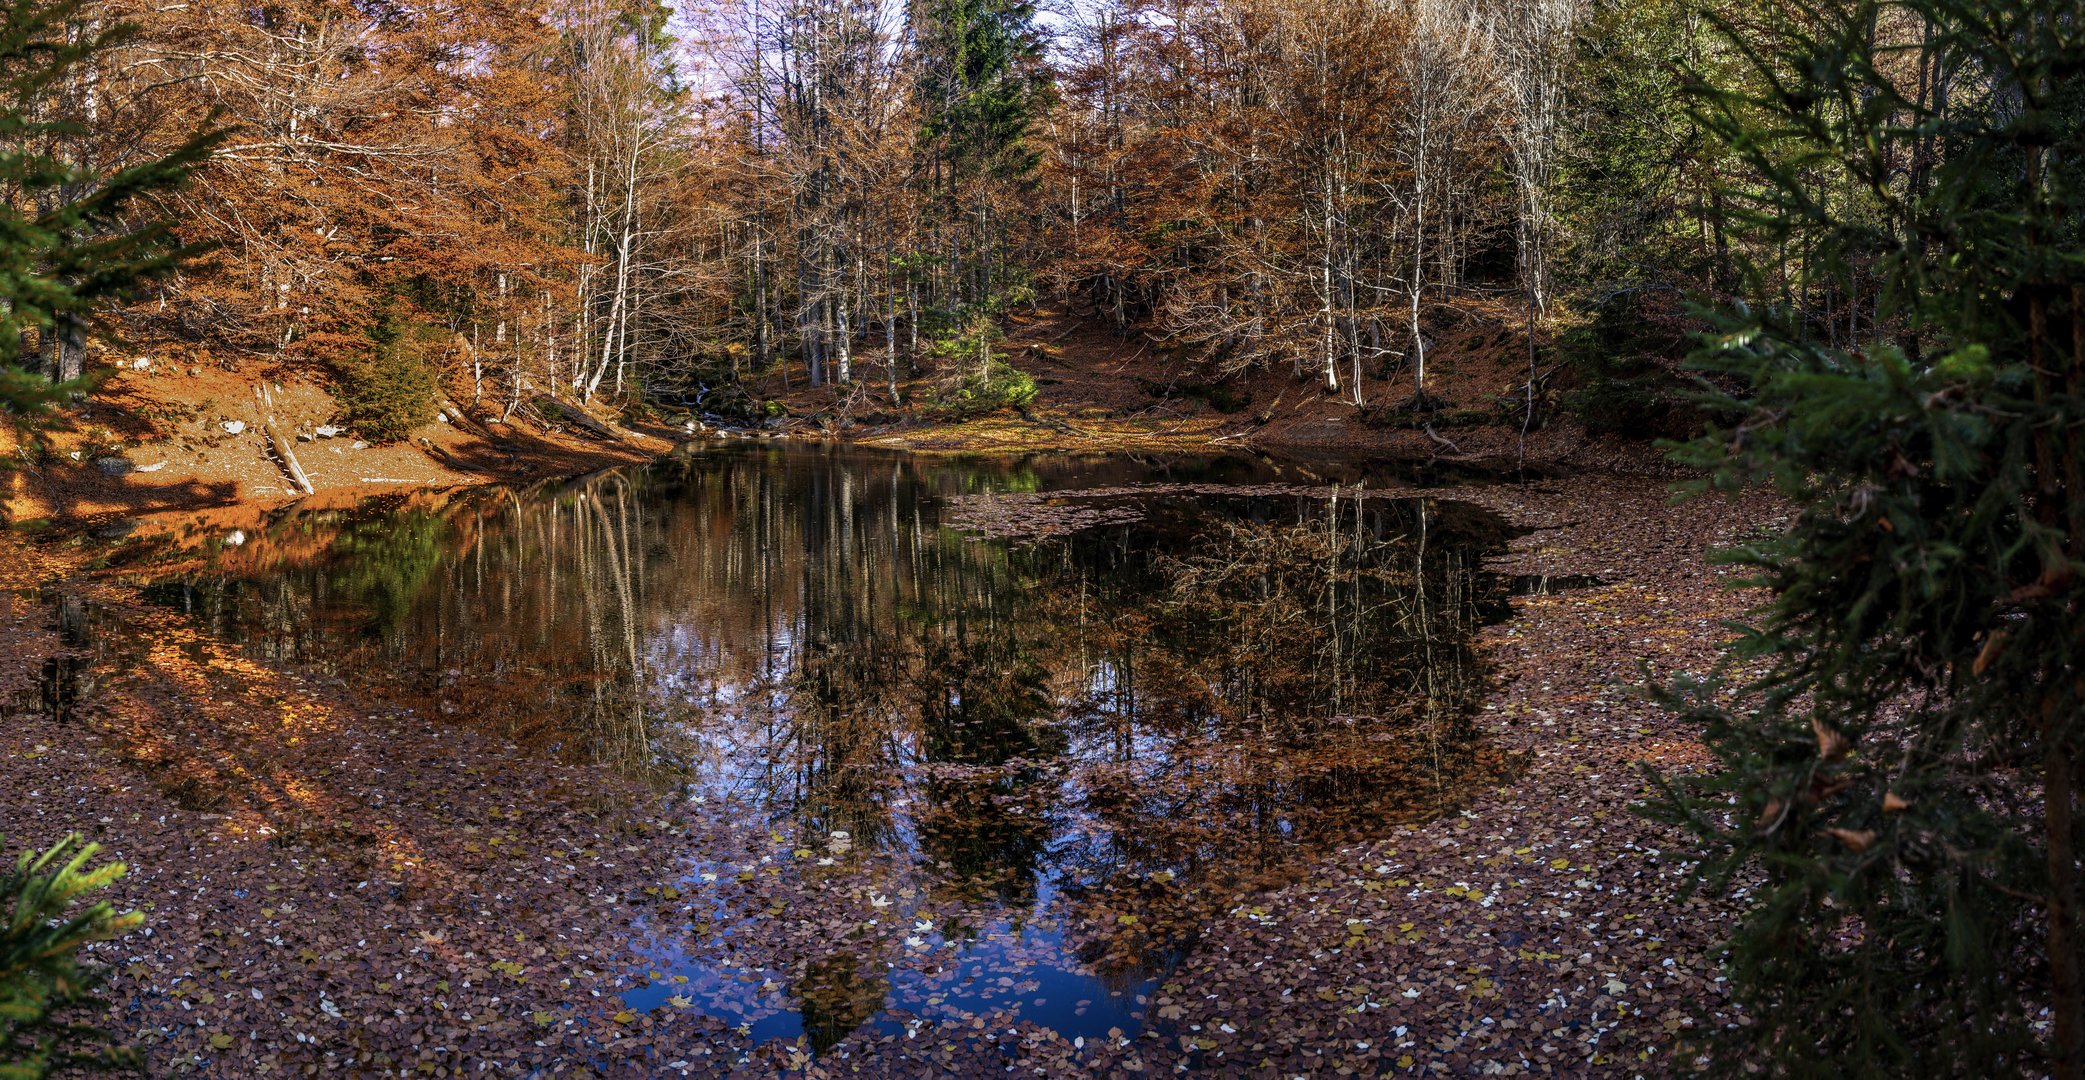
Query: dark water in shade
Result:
<box><xmin>100</xmin><ymin>443</ymin><xmax>1514</xmax><ymax>1053</ymax></box>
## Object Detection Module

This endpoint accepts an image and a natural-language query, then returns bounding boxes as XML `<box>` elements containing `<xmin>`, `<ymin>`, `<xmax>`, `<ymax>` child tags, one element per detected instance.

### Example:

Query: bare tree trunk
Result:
<box><xmin>885</xmin><ymin>244</ymin><xmax>901</xmax><ymax>403</ymax></box>
<box><xmin>253</xmin><ymin>385</ymin><xmax>314</xmax><ymax>496</ymax></box>
<box><xmin>586</xmin><ymin>132</ymin><xmax>642</xmax><ymax>404</ymax></box>
<box><xmin>1319</xmin><ymin>178</ymin><xmax>1338</xmax><ymax>394</ymax></box>
<box><xmin>586</xmin><ymin>224</ymin><xmax>632</xmax><ymax>403</ymax></box>
<box><xmin>834</xmin><ymin>255</ymin><xmax>855</xmax><ymax>384</ymax></box>
<box><xmin>754</xmin><ymin>229</ymin><xmax>770</xmax><ymax>372</ymax></box>
<box><xmin>1411</xmin><ymin>104</ymin><xmax>1428</xmax><ymax>400</ymax></box>
<box><xmin>52</xmin><ymin>315</ymin><xmax>85</xmax><ymax>384</ymax></box>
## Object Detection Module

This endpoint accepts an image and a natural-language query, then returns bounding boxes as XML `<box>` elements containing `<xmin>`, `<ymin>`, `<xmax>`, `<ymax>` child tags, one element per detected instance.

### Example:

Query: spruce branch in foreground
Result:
<box><xmin>0</xmin><ymin>835</ymin><xmax>144</xmax><ymax>1078</ymax></box>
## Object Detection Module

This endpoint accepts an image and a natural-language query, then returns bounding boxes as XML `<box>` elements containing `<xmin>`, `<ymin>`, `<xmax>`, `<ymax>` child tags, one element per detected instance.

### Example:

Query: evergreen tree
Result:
<box><xmin>0</xmin><ymin>836</ymin><xmax>142</xmax><ymax>1078</ymax></box>
<box><xmin>1651</xmin><ymin>0</ymin><xmax>2085</xmax><ymax>1075</ymax></box>
<box><xmin>338</xmin><ymin>303</ymin><xmax>442</xmax><ymax>444</ymax></box>
<box><xmin>913</xmin><ymin>0</ymin><xmax>1047</xmax><ymax>311</ymax></box>
<box><xmin>1552</xmin><ymin>0</ymin><xmax>1714</xmax><ymax>436</ymax></box>
<box><xmin>0</xmin><ymin>0</ymin><xmax>220</xmax><ymax>442</ymax></box>
<box><xmin>916</xmin><ymin>0</ymin><xmax>1044</xmax><ymax>183</ymax></box>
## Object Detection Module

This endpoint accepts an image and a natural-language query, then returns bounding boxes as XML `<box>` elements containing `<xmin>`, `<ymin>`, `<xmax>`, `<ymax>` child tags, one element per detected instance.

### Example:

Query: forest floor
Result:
<box><xmin>0</xmin><ymin>359</ymin><xmax>679</xmax><ymax>531</ymax></box>
<box><xmin>0</xmin><ymin>468</ymin><xmax>1779</xmax><ymax>1077</ymax></box>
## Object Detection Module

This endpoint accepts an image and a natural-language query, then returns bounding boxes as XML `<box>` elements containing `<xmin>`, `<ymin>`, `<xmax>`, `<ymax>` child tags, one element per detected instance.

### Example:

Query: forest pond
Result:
<box><xmin>103</xmin><ymin>444</ymin><xmax>1518</xmax><ymax>1053</ymax></box>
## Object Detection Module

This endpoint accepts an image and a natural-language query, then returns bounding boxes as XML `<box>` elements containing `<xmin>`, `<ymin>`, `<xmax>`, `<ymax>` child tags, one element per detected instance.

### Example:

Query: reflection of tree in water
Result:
<box><xmin>781</xmin><ymin>637</ymin><xmax>907</xmax><ymax>853</ymax></box>
<box><xmin>910</xmin><ymin>587</ymin><xmax>1062</xmax><ymax>912</ymax></box>
<box><xmin>568</xmin><ymin>476</ymin><xmax>658</xmax><ymax>777</ymax></box>
<box><xmin>322</xmin><ymin>505</ymin><xmax>454</xmax><ymax>636</ymax></box>
<box><xmin>145</xmin><ymin>499</ymin><xmax>455</xmax><ymax>671</ymax></box>
<box><xmin>138</xmin><ymin>449</ymin><xmax>1508</xmax><ymax>980</ymax></box>
<box><xmin>792</xmin><ymin>952</ymin><xmax>887</xmax><ymax>1054</ymax></box>
<box><xmin>1032</xmin><ymin>493</ymin><xmax>1501</xmax><ymax>966</ymax></box>
<box><xmin>779</xmin><ymin>499</ymin><xmax>1066</xmax><ymax>918</ymax></box>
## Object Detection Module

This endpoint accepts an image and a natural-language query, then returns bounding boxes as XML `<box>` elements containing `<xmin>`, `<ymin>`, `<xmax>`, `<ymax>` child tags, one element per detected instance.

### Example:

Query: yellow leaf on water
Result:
<box><xmin>613</xmin><ymin>1010</ymin><xmax>637</xmax><ymax>1024</ymax></box>
<box><xmin>209</xmin><ymin>1034</ymin><xmax>233</xmax><ymax>1050</ymax></box>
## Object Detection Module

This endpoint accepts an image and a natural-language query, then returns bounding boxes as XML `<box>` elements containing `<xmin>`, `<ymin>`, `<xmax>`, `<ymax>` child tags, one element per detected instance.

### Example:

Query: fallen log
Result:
<box><xmin>532</xmin><ymin>395</ymin><xmax>625</xmax><ymax>442</ymax></box>
<box><xmin>1422</xmin><ymin>423</ymin><xmax>1464</xmax><ymax>456</ymax></box>
<box><xmin>440</xmin><ymin>399</ymin><xmax>497</xmax><ymax>438</ymax></box>
<box><xmin>264</xmin><ymin>422</ymin><xmax>316</xmax><ymax>495</ymax></box>
<box><xmin>252</xmin><ymin>385</ymin><xmax>315</xmax><ymax>495</ymax></box>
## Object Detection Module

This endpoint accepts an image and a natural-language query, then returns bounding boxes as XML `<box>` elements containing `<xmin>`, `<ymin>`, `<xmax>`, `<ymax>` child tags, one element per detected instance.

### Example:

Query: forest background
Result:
<box><xmin>0</xmin><ymin>0</ymin><xmax>1867</xmax><ymax>441</ymax></box>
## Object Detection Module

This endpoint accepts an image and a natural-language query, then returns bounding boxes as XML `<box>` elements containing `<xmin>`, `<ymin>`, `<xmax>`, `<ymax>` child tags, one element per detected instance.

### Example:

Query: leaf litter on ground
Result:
<box><xmin>0</xmin><ymin>471</ymin><xmax>1779</xmax><ymax>1076</ymax></box>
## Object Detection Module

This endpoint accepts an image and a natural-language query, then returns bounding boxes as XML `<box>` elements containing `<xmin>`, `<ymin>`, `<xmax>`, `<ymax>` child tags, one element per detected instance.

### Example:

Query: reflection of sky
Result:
<box><xmin>627</xmin><ymin>615</ymin><xmax>1161</xmax><ymax>1048</ymax></box>
<box><xmin>616</xmin><ymin>528</ymin><xmax>1471</xmax><ymax>1052</ymax></box>
<box><xmin>623</xmin><ymin>865</ymin><xmax>1151</xmax><ymax>1049</ymax></box>
<box><xmin>615</xmin><ymin>552</ymin><xmax>1172</xmax><ymax>1047</ymax></box>
<box><xmin>132</xmin><ymin>447</ymin><xmax>1500</xmax><ymax>1056</ymax></box>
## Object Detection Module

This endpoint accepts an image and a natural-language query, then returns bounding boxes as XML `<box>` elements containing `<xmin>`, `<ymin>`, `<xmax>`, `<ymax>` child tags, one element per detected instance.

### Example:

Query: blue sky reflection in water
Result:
<box><xmin>123</xmin><ymin>444</ymin><xmax>1512</xmax><ymax>1055</ymax></box>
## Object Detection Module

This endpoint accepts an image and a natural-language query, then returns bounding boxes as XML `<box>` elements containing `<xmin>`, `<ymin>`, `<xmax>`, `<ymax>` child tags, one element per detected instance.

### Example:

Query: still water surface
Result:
<box><xmin>121</xmin><ymin>444</ymin><xmax>1512</xmax><ymax>1051</ymax></box>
